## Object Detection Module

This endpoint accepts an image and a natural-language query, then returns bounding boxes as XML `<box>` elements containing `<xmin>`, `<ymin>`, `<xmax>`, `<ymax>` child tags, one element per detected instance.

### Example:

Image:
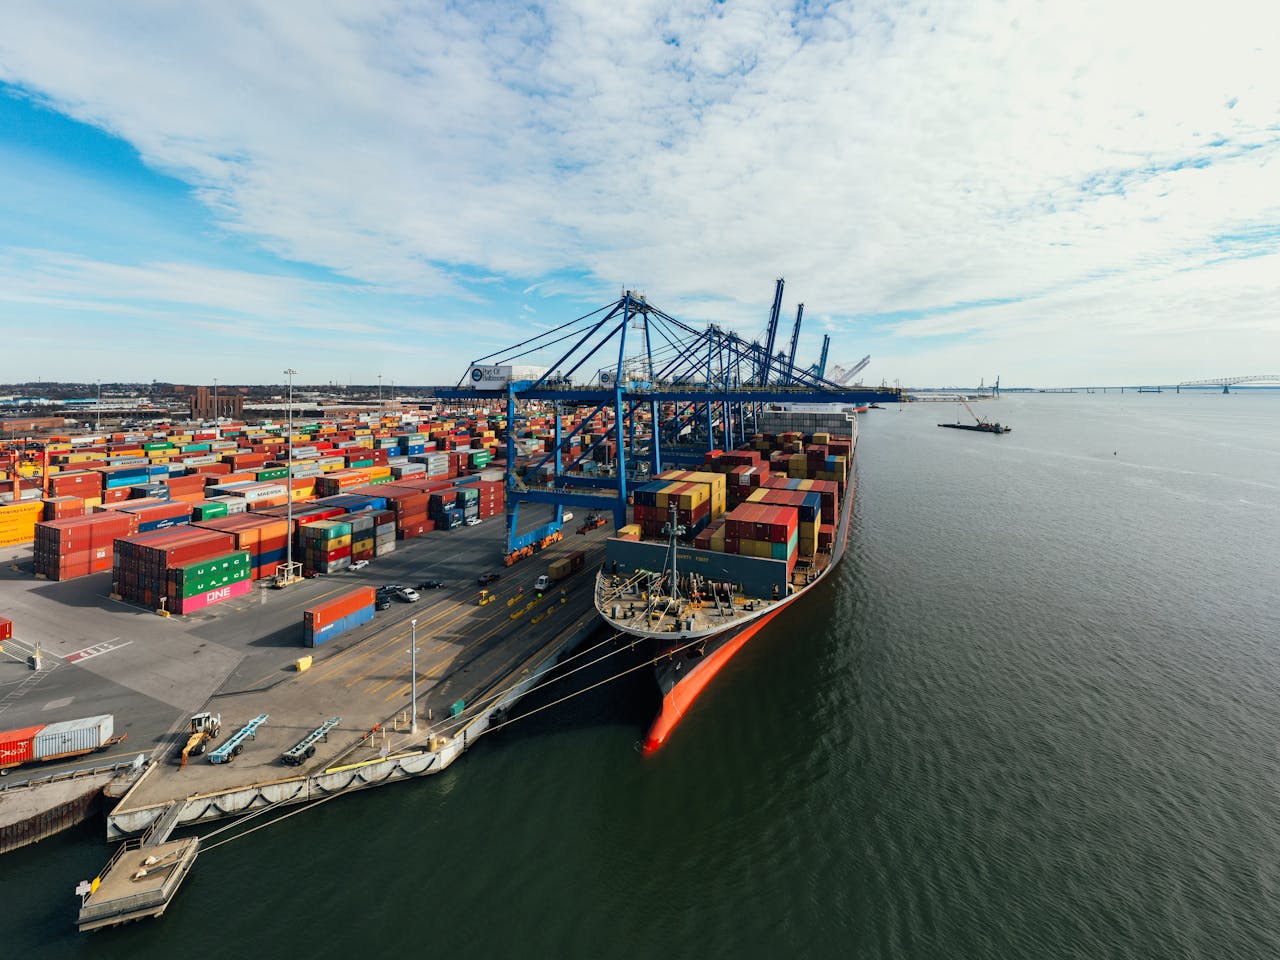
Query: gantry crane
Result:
<box><xmin>441</xmin><ymin>282</ymin><xmax>902</xmax><ymax>561</ymax></box>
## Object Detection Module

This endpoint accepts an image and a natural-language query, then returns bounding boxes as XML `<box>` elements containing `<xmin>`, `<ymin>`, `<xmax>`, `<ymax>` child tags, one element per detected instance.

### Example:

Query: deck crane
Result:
<box><xmin>958</xmin><ymin>397</ymin><xmax>988</xmax><ymax>425</ymax></box>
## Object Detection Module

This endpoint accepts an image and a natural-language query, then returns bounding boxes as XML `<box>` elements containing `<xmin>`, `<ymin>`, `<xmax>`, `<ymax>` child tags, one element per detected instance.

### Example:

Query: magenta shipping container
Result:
<box><xmin>172</xmin><ymin>577</ymin><xmax>252</xmax><ymax>614</ymax></box>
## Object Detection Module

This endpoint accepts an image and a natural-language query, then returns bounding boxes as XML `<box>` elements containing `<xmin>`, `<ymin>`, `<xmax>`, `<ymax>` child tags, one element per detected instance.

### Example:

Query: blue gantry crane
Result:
<box><xmin>441</xmin><ymin>282</ymin><xmax>901</xmax><ymax>562</ymax></box>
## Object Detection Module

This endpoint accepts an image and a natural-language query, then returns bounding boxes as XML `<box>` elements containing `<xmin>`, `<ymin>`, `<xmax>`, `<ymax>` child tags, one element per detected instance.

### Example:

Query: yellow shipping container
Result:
<box><xmin>0</xmin><ymin>500</ymin><xmax>43</xmax><ymax>545</ymax></box>
<box><xmin>618</xmin><ymin>523</ymin><xmax>642</xmax><ymax>538</ymax></box>
<box><xmin>292</xmin><ymin>483</ymin><xmax>316</xmax><ymax>501</ymax></box>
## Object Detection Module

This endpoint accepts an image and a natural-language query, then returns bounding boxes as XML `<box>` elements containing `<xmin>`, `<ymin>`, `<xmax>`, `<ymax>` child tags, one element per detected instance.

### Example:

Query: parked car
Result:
<box><xmin>350</xmin><ymin>559</ymin><xmax>369</xmax><ymax>571</ymax></box>
<box><xmin>533</xmin><ymin>575</ymin><xmax>551</xmax><ymax>592</ymax></box>
<box><xmin>465</xmin><ymin>517</ymin><xmax>481</xmax><ymax>526</ymax></box>
<box><xmin>396</xmin><ymin>587</ymin><xmax>420</xmax><ymax>603</ymax></box>
<box><xmin>478</xmin><ymin>573</ymin><xmax>501</xmax><ymax>586</ymax></box>
<box><xmin>561</xmin><ymin>512</ymin><xmax>574</xmax><ymax>522</ymax></box>
<box><xmin>417</xmin><ymin>579</ymin><xmax>444</xmax><ymax>589</ymax></box>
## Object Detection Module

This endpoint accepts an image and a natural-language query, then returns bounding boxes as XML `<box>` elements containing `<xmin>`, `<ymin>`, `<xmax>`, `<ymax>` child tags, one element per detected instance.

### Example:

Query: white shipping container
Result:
<box><xmin>33</xmin><ymin>714</ymin><xmax>112</xmax><ymax>759</ymax></box>
<box><xmin>239</xmin><ymin>483</ymin><xmax>289</xmax><ymax>502</ymax></box>
<box><xmin>375</xmin><ymin>539</ymin><xmax>397</xmax><ymax>556</ymax></box>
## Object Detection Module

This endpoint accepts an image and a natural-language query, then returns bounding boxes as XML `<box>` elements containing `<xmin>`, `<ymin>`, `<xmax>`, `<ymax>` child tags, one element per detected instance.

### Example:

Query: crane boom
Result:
<box><xmin>759</xmin><ymin>278</ymin><xmax>784</xmax><ymax>384</ymax></box>
<box><xmin>785</xmin><ymin>303</ymin><xmax>804</xmax><ymax>385</ymax></box>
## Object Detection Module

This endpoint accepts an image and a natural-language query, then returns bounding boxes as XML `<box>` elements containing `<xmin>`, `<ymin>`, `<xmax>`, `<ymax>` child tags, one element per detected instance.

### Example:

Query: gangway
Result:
<box><xmin>208</xmin><ymin>714</ymin><xmax>268</xmax><ymax>764</ymax></box>
<box><xmin>142</xmin><ymin>800</ymin><xmax>186</xmax><ymax>847</ymax></box>
<box><xmin>281</xmin><ymin>717</ymin><xmax>340</xmax><ymax>766</ymax></box>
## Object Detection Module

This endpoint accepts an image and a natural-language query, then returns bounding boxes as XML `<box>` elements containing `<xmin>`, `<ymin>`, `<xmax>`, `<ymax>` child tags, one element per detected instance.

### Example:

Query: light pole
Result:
<box><xmin>212</xmin><ymin>377</ymin><xmax>218</xmax><ymax>429</ymax></box>
<box><xmin>410</xmin><ymin>618</ymin><xmax>419</xmax><ymax>734</ymax></box>
<box><xmin>284</xmin><ymin>368</ymin><xmax>297</xmax><ymax>579</ymax></box>
<box><xmin>377</xmin><ymin>374</ymin><xmax>382</xmax><ymax>407</ymax></box>
<box><xmin>95</xmin><ymin>379</ymin><xmax>101</xmax><ymax>433</ymax></box>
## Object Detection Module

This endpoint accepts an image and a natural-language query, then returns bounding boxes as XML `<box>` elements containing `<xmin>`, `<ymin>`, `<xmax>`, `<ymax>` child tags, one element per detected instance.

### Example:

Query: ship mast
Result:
<box><xmin>662</xmin><ymin>502</ymin><xmax>686</xmax><ymax>603</ymax></box>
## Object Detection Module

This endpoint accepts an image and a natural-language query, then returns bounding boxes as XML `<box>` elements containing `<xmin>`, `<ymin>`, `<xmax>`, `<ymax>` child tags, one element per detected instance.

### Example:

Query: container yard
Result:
<box><xmin>0</xmin><ymin>396</ymin><xmax>634</xmax><ymax>930</ymax></box>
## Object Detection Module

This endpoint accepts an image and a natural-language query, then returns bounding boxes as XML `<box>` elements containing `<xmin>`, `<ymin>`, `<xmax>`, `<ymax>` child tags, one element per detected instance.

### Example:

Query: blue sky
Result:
<box><xmin>0</xmin><ymin>1</ymin><xmax>1277</xmax><ymax>388</ymax></box>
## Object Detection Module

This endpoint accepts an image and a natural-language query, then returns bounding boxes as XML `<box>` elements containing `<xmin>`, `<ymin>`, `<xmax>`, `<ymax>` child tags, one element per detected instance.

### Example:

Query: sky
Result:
<box><xmin>0</xmin><ymin>0</ymin><xmax>1277</xmax><ymax>389</ymax></box>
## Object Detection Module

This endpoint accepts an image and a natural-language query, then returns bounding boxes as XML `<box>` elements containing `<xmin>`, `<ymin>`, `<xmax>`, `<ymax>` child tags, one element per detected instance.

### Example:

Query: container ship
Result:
<box><xmin>595</xmin><ymin>410</ymin><xmax>857</xmax><ymax>753</ymax></box>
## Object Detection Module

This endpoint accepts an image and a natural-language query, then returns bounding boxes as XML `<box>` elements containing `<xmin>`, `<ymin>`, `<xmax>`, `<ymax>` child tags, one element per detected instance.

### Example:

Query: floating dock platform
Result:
<box><xmin>76</xmin><ymin>835</ymin><xmax>200</xmax><ymax>932</ymax></box>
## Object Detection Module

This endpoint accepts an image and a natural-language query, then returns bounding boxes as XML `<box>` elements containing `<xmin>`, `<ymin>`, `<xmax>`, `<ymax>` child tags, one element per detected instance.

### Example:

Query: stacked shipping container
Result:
<box><xmin>303</xmin><ymin>587</ymin><xmax>375</xmax><ymax>647</ymax></box>
<box><xmin>113</xmin><ymin>527</ymin><xmax>237</xmax><ymax>608</ymax></box>
<box><xmin>34</xmin><ymin>512</ymin><xmax>141</xmax><ymax>580</ymax></box>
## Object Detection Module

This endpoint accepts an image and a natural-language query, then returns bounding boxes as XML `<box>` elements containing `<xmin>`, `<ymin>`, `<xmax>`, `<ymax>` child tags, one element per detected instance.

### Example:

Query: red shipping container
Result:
<box><xmin>304</xmin><ymin>586</ymin><xmax>375</xmax><ymax>629</ymax></box>
<box><xmin>0</xmin><ymin>725</ymin><xmax>45</xmax><ymax>768</ymax></box>
<box><xmin>0</xmin><ymin>616</ymin><xmax>11</xmax><ymax>640</ymax></box>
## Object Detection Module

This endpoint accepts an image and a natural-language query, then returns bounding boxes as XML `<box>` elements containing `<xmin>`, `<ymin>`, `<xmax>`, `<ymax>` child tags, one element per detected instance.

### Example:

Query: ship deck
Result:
<box><xmin>595</xmin><ymin>544</ymin><xmax>834</xmax><ymax>641</ymax></box>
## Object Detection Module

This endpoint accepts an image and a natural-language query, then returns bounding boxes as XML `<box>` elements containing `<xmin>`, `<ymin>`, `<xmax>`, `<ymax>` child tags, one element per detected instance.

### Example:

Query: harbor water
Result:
<box><xmin>5</xmin><ymin>391</ymin><xmax>1280</xmax><ymax>959</ymax></box>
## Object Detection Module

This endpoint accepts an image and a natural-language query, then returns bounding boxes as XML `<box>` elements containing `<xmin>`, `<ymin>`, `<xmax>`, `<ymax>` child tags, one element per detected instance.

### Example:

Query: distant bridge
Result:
<box><xmin>1176</xmin><ymin>375</ymin><xmax>1280</xmax><ymax>394</ymax></box>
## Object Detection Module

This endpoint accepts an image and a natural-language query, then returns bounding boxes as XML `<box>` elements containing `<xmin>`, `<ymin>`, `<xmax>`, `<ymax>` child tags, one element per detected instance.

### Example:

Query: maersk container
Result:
<box><xmin>33</xmin><ymin>714</ymin><xmax>113</xmax><ymax>759</ymax></box>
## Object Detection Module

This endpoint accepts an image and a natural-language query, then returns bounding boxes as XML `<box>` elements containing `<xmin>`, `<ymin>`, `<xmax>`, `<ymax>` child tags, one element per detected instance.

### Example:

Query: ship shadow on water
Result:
<box><xmin>482</xmin><ymin>628</ymin><xmax>659</xmax><ymax>749</ymax></box>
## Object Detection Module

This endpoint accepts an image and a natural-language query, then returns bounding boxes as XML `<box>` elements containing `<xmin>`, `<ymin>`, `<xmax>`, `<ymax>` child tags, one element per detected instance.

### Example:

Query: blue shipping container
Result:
<box><xmin>305</xmin><ymin>603</ymin><xmax>375</xmax><ymax>647</ymax></box>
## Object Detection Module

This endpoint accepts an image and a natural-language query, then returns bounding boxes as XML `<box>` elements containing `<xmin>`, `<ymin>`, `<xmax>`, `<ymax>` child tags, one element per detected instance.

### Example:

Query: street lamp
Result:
<box><xmin>410</xmin><ymin>618</ymin><xmax>419</xmax><ymax>734</ymax></box>
<box><xmin>212</xmin><ymin>377</ymin><xmax>218</xmax><ymax>430</ymax></box>
<box><xmin>95</xmin><ymin>379</ymin><xmax>101</xmax><ymax>433</ymax></box>
<box><xmin>284</xmin><ymin>368</ymin><xmax>296</xmax><ymax>577</ymax></box>
<box><xmin>377</xmin><ymin>374</ymin><xmax>382</xmax><ymax>407</ymax></box>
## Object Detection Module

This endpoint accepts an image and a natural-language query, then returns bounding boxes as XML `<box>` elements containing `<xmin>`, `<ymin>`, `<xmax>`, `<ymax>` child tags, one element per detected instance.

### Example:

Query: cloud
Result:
<box><xmin>0</xmin><ymin>0</ymin><xmax>1277</xmax><ymax>383</ymax></box>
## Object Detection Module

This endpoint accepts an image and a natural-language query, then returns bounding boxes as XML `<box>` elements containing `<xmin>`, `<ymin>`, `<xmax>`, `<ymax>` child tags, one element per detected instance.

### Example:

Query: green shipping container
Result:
<box><xmin>256</xmin><ymin>467</ymin><xmax>289</xmax><ymax>481</ymax></box>
<box><xmin>144</xmin><ymin>441</ymin><xmax>173</xmax><ymax>451</ymax></box>
<box><xmin>177</xmin><ymin>564</ymin><xmax>251</xmax><ymax>598</ymax></box>
<box><xmin>449</xmin><ymin>699</ymin><xmax>466</xmax><ymax>718</ymax></box>
<box><xmin>194</xmin><ymin>501</ymin><xmax>229</xmax><ymax>520</ymax></box>
<box><xmin>347</xmin><ymin>459</ymin><xmax>374</xmax><ymax>469</ymax></box>
<box><xmin>170</xmin><ymin>551</ymin><xmax>251</xmax><ymax>598</ymax></box>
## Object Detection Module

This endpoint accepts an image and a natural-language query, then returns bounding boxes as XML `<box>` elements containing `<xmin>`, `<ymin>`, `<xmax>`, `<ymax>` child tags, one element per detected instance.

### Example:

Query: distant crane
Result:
<box><xmin>827</xmin><ymin>356</ymin><xmax>871</xmax><ymax>386</ymax></box>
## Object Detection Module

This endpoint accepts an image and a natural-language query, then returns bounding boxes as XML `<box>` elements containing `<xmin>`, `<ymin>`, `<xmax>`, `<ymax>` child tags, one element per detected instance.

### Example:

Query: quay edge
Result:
<box><xmin>106</xmin><ymin>609</ymin><xmax>603</xmax><ymax>841</ymax></box>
